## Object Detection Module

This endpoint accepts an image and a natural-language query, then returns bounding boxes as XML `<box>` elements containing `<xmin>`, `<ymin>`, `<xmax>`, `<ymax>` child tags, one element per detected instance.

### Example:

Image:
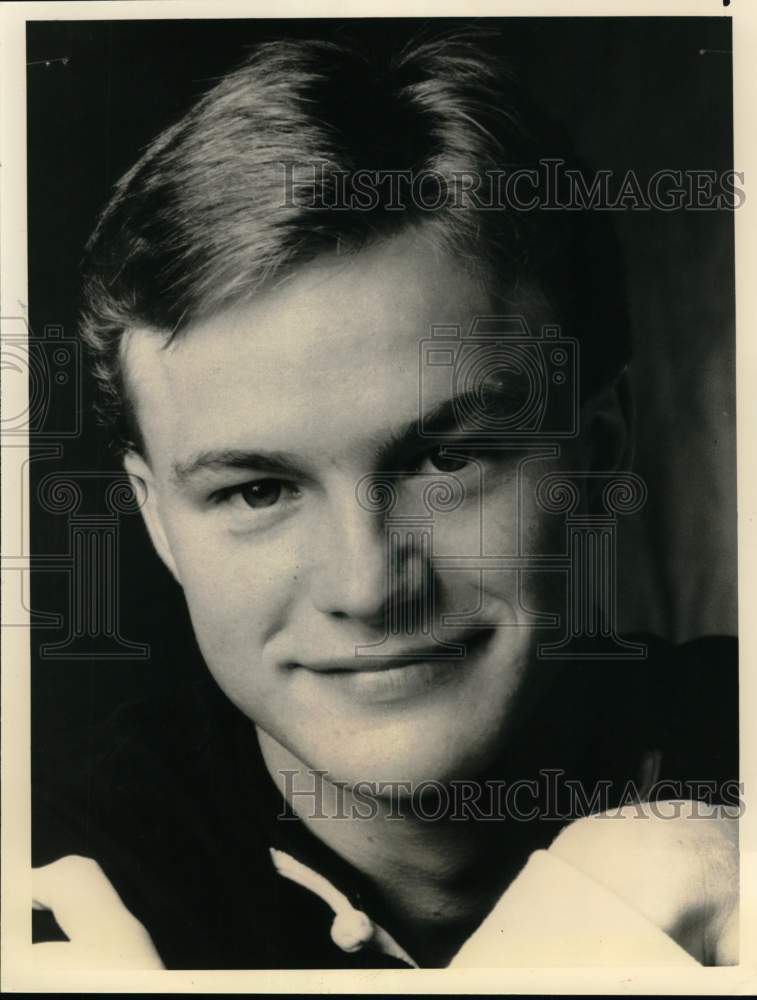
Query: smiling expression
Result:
<box><xmin>123</xmin><ymin>230</ymin><xmax>572</xmax><ymax>787</ymax></box>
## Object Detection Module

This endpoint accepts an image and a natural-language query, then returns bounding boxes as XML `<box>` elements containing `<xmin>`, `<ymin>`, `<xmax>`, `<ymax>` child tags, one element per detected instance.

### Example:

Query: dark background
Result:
<box><xmin>27</xmin><ymin>18</ymin><xmax>736</xmax><ymax>742</ymax></box>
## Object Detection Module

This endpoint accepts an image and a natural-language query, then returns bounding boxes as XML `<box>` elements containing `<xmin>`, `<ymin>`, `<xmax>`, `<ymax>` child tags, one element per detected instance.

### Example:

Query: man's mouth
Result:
<box><xmin>294</xmin><ymin>628</ymin><xmax>495</xmax><ymax>704</ymax></box>
<box><xmin>300</xmin><ymin>628</ymin><xmax>493</xmax><ymax>673</ymax></box>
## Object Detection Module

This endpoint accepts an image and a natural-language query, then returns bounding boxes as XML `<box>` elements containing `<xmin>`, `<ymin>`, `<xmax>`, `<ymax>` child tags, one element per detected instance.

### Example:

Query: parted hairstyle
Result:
<box><xmin>80</xmin><ymin>28</ymin><xmax>631</xmax><ymax>454</ymax></box>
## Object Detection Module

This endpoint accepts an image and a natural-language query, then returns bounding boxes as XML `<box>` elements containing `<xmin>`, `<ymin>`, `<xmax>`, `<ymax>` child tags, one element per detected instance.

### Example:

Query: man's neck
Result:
<box><xmin>257</xmin><ymin>731</ymin><xmax>543</xmax><ymax>966</ymax></box>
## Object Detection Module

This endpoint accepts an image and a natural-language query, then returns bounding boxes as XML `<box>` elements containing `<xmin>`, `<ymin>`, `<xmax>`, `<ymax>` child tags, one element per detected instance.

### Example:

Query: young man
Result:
<box><xmin>32</xmin><ymin>31</ymin><xmax>738</xmax><ymax>968</ymax></box>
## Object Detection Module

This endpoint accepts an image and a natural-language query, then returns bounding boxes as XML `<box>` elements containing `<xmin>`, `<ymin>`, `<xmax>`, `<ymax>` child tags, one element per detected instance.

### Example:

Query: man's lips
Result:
<box><xmin>294</xmin><ymin>629</ymin><xmax>493</xmax><ymax>673</ymax></box>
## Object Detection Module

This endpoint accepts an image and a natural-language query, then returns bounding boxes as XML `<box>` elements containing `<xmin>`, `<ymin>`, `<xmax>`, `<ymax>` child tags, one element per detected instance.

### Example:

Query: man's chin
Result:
<box><xmin>280</xmin><ymin>723</ymin><xmax>514</xmax><ymax>803</ymax></box>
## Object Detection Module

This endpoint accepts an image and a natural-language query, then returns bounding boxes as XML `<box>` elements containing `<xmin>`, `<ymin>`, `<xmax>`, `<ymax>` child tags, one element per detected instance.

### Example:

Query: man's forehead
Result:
<box><xmin>121</xmin><ymin>232</ymin><xmax>491</xmax><ymax>364</ymax></box>
<box><xmin>120</xmin><ymin>306</ymin><xmax>430</xmax><ymax>424</ymax></box>
<box><xmin>117</xmin><ymin>235</ymin><xmax>541</xmax><ymax>464</ymax></box>
<box><xmin>125</xmin><ymin>331</ymin><xmax>436</xmax><ymax>476</ymax></box>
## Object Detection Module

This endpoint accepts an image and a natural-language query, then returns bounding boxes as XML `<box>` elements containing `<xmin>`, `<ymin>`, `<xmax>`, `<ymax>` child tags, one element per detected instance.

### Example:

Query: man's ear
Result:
<box><xmin>123</xmin><ymin>450</ymin><xmax>181</xmax><ymax>585</ymax></box>
<box><xmin>580</xmin><ymin>368</ymin><xmax>634</xmax><ymax>476</ymax></box>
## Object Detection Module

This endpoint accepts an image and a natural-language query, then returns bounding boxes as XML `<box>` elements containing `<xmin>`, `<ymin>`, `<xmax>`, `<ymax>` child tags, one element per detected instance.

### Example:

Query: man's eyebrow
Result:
<box><xmin>172</xmin><ymin>449</ymin><xmax>306</xmax><ymax>484</ymax></box>
<box><xmin>173</xmin><ymin>385</ymin><xmax>524</xmax><ymax>482</ymax></box>
<box><xmin>376</xmin><ymin>384</ymin><xmax>520</xmax><ymax>468</ymax></box>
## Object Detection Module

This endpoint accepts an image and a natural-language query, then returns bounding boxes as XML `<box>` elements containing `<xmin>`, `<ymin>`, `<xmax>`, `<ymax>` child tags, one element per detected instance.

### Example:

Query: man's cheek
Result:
<box><xmin>183</xmin><ymin>587</ymin><xmax>276</xmax><ymax>714</ymax></box>
<box><xmin>435</xmin><ymin>488</ymin><xmax>518</xmax><ymax>555</ymax></box>
<box><xmin>476</xmin><ymin>490</ymin><xmax>565</xmax><ymax>620</ymax></box>
<box><xmin>172</xmin><ymin>553</ymin><xmax>257</xmax><ymax>649</ymax></box>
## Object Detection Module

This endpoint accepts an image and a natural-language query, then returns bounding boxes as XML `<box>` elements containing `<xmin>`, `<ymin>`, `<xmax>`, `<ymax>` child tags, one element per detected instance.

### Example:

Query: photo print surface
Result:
<box><xmin>22</xmin><ymin>15</ymin><xmax>739</xmax><ymax>972</ymax></box>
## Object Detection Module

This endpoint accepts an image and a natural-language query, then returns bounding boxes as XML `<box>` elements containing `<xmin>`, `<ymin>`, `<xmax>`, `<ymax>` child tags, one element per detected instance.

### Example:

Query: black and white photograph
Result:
<box><xmin>2</xmin><ymin>1</ymin><xmax>754</xmax><ymax>990</ymax></box>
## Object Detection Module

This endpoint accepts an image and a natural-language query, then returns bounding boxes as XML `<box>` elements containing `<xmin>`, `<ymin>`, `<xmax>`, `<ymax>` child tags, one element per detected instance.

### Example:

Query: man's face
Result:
<box><xmin>124</xmin><ymin>231</ymin><xmax>570</xmax><ymax>787</ymax></box>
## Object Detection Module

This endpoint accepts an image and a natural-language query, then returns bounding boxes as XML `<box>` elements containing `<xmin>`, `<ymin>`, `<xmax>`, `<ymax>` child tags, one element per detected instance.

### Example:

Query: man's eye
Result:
<box><xmin>422</xmin><ymin>447</ymin><xmax>473</xmax><ymax>473</ymax></box>
<box><xmin>209</xmin><ymin>478</ymin><xmax>301</xmax><ymax>520</ymax></box>
<box><xmin>237</xmin><ymin>479</ymin><xmax>283</xmax><ymax>508</ymax></box>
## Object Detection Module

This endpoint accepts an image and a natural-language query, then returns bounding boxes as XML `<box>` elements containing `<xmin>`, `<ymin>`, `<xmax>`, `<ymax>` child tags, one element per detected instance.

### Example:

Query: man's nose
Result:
<box><xmin>309</xmin><ymin>496</ymin><xmax>430</xmax><ymax>627</ymax></box>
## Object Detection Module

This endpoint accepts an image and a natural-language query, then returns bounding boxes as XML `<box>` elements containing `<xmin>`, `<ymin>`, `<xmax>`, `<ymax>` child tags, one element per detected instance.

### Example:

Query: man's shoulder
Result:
<box><xmin>451</xmin><ymin>799</ymin><xmax>738</xmax><ymax>968</ymax></box>
<box><xmin>32</xmin><ymin>677</ymin><xmax>286</xmax><ymax>967</ymax></box>
<box><xmin>548</xmin><ymin>800</ymin><xmax>739</xmax><ymax>964</ymax></box>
